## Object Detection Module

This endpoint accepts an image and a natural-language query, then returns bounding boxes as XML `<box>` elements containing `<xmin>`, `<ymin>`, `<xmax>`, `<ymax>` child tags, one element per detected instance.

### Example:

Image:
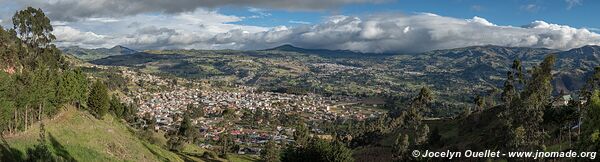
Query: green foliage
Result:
<box><xmin>414</xmin><ymin>124</ymin><xmax>429</xmax><ymax>146</ymax></box>
<box><xmin>218</xmin><ymin>133</ymin><xmax>234</xmax><ymax>155</ymax></box>
<box><xmin>88</xmin><ymin>80</ymin><xmax>109</xmax><ymax>119</ymax></box>
<box><xmin>5</xmin><ymin>108</ymin><xmax>191</xmax><ymax>162</ymax></box>
<box><xmin>392</xmin><ymin>134</ymin><xmax>409</xmax><ymax>160</ymax></box>
<box><xmin>412</xmin><ymin>86</ymin><xmax>434</xmax><ymax>111</ymax></box>
<box><xmin>26</xmin><ymin>123</ymin><xmax>54</xmax><ymax>162</ymax></box>
<box><xmin>202</xmin><ymin>151</ymin><xmax>218</xmax><ymax>159</ymax></box>
<box><xmin>282</xmin><ymin>139</ymin><xmax>354</xmax><ymax>162</ymax></box>
<box><xmin>0</xmin><ymin>7</ymin><xmax>75</xmax><ymax>134</ymax></box>
<box><xmin>167</xmin><ymin>136</ymin><xmax>186</xmax><ymax>152</ymax></box>
<box><xmin>293</xmin><ymin>123</ymin><xmax>310</xmax><ymax>147</ymax></box>
<box><xmin>12</xmin><ymin>7</ymin><xmax>55</xmax><ymax>48</ymax></box>
<box><xmin>582</xmin><ymin>67</ymin><xmax>600</xmax><ymax>101</ymax></box>
<box><xmin>109</xmin><ymin>95</ymin><xmax>125</xmax><ymax>118</ymax></box>
<box><xmin>0</xmin><ymin>72</ymin><xmax>16</xmax><ymax>132</ymax></box>
<box><xmin>474</xmin><ymin>95</ymin><xmax>486</xmax><ymax>112</ymax></box>
<box><xmin>56</xmin><ymin>68</ymin><xmax>88</xmax><ymax>109</ymax></box>
<box><xmin>512</xmin><ymin>59</ymin><xmax>525</xmax><ymax>84</ymax></box>
<box><xmin>0</xmin><ymin>27</ymin><xmax>19</xmax><ymax>68</ymax></box>
<box><xmin>579</xmin><ymin>90</ymin><xmax>600</xmax><ymax>152</ymax></box>
<box><xmin>178</xmin><ymin>115</ymin><xmax>193</xmax><ymax>138</ymax></box>
<box><xmin>504</xmin><ymin>55</ymin><xmax>556</xmax><ymax>151</ymax></box>
<box><xmin>261</xmin><ymin>140</ymin><xmax>281</xmax><ymax>162</ymax></box>
<box><xmin>222</xmin><ymin>108</ymin><xmax>236</xmax><ymax>121</ymax></box>
<box><xmin>501</xmin><ymin>71</ymin><xmax>518</xmax><ymax>105</ymax></box>
<box><xmin>185</xmin><ymin>103</ymin><xmax>204</xmax><ymax>119</ymax></box>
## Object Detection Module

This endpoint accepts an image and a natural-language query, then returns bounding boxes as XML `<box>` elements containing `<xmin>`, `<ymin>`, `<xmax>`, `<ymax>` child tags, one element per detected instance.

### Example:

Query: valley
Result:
<box><xmin>2</xmin><ymin>4</ymin><xmax>600</xmax><ymax>162</ymax></box>
<box><xmin>71</xmin><ymin>44</ymin><xmax>600</xmax><ymax>118</ymax></box>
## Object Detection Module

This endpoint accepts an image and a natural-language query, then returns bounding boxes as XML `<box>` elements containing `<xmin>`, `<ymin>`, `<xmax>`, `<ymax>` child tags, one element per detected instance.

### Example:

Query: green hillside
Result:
<box><xmin>1</xmin><ymin>107</ymin><xmax>200</xmax><ymax>162</ymax></box>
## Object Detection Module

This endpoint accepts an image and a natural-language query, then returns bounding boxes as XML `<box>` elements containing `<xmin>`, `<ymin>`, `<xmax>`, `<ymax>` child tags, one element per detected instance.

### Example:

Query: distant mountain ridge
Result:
<box><xmin>413</xmin><ymin>45</ymin><xmax>600</xmax><ymax>93</ymax></box>
<box><xmin>61</xmin><ymin>45</ymin><xmax>138</xmax><ymax>61</ymax></box>
<box><xmin>264</xmin><ymin>44</ymin><xmax>396</xmax><ymax>57</ymax></box>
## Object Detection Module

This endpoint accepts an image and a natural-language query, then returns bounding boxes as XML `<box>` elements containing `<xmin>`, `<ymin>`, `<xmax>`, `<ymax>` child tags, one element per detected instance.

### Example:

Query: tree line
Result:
<box><xmin>0</xmin><ymin>7</ymin><xmax>134</xmax><ymax>136</ymax></box>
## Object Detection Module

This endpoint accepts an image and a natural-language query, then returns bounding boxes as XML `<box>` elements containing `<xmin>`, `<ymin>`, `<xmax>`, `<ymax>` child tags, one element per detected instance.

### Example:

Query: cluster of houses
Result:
<box><xmin>117</xmin><ymin>69</ymin><xmax>383</xmax><ymax>155</ymax></box>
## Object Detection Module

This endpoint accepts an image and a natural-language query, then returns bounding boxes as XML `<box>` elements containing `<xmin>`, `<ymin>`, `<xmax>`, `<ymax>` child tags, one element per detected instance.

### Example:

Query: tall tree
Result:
<box><xmin>109</xmin><ymin>95</ymin><xmax>125</xmax><ymax>118</ymax></box>
<box><xmin>282</xmin><ymin>139</ymin><xmax>354</xmax><ymax>162</ymax></box>
<box><xmin>261</xmin><ymin>140</ymin><xmax>281</xmax><ymax>162</ymax></box>
<box><xmin>326</xmin><ymin>140</ymin><xmax>354</xmax><ymax>162</ymax></box>
<box><xmin>415</xmin><ymin>124</ymin><xmax>430</xmax><ymax>146</ymax></box>
<box><xmin>579</xmin><ymin>90</ymin><xmax>600</xmax><ymax>152</ymax></box>
<box><xmin>88</xmin><ymin>80</ymin><xmax>109</xmax><ymax>119</ymax></box>
<box><xmin>0</xmin><ymin>7</ymin><xmax>67</xmax><ymax>135</ymax></box>
<box><xmin>0</xmin><ymin>27</ymin><xmax>19</xmax><ymax>69</ymax></box>
<box><xmin>73</xmin><ymin>69</ymin><xmax>89</xmax><ymax>109</ymax></box>
<box><xmin>501</xmin><ymin>71</ymin><xmax>518</xmax><ymax>105</ymax></box>
<box><xmin>404</xmin><ymin>86</ymin><xmax>434</xmax><ymax>138</ymax></box>
<box><xmin>474</xmin><ymin>95</ymin><xmax>486</xmax><ymax>112</ymax></box>
<box><xmin>512</xmin><ymin>59</ymin><xmax>525</xmax><ymax>85</ymax></box>
<box><xmin>178</xmin><ymin>115</ymin><xmax>193</xmax><ymax>138</ymax></box>
<box><xmin>57</xmin><ymin>70</ymin><xmax>77</xmax><ymax>106</ymax></box>
<box><xmin>393</xmin><ymin>134</ymin><xmax>410</xmax><ymax>160</ymax></box>
<box><xmin>412</xmin><ymin>86</ymin><xmax>434</xmax><ymax>112</ymax></box>
<box><xmin>12</xmin><ymin>7</ymin><xmax>55</xmax><ymax>48</ymax></box>
<box><xmin>0</xmin><ymin>72</ymin><xmax>16</xmax><ymax>133</ymax></box>
<box><xmin>510</xmin><ymin>55</ymin><xmax>556</xmax><ymax>150</ymax></box>
<box><xmin>294</xmin><ymin>123</ymin><xmax>310</xmax><ymax>147</ymax></box>
<box><xmin>219</xmin><ymin>132</ymin><xmax>233</xmax><ymax>156</ymax></box>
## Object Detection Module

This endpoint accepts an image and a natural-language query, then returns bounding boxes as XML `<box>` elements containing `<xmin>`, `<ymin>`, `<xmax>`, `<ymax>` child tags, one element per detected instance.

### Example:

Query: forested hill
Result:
<box><xmin>1</xmin><ymin>7</ymin><xmax>84</xmax><ymax>136</ymax></box>
<box><xmin>0</xmin><ymin>7</ymin><xmax>116</xmax><ymax>161</ymax></box>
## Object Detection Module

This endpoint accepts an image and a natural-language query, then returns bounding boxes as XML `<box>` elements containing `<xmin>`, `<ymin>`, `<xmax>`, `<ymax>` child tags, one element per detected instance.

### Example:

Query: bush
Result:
<box><xmin>202</xmin><ymin>151</ymin><xmax>218</xmax><ymax>159</ymax></box>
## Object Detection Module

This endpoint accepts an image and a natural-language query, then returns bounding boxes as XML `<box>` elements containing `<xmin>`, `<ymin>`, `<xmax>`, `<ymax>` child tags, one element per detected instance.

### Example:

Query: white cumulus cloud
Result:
<box><xmin>49</xmin><ymin>12</ymin><xmax>600</xmax><ymax>54</ymax></box>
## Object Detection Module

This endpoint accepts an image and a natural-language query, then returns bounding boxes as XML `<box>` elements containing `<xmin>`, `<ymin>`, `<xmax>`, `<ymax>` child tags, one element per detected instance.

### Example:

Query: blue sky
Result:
<box><xmin>0</xmin><ymin>0</ymin><xmax>598</xmax><ymax>53</ymax></box>
<box><xmin>223</xmin><ymin>0</ymin><xmax>597</xmax><ymax>30</ymax></box>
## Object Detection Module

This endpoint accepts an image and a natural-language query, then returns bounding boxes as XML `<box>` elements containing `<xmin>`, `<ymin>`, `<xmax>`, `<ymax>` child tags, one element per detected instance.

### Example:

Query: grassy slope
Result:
<box><xmin>3</xmin><ymin>107</ymin><xmax>192</xmax><ymax>162</ymax></box>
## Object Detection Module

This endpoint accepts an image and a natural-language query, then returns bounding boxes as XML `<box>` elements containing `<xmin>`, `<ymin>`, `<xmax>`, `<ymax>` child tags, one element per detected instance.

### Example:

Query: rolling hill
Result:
<box><xmin>1</xmin><ymin>107</ymin><xmax>204</xmax><ymax>162</ymax></box>
<box><xmin>61</xmin><ymin>45</ymin><xmax>138</xmax><ymax>61</ymax></box>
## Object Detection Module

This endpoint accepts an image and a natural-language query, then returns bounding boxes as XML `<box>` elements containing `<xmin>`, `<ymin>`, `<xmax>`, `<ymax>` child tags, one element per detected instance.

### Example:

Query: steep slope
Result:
<box><xmin>552</xmin><ymin>45</ymin><xmax>600</xmax><ymax>93</ymax></box>
<box><xmin>393</xmin><ymin>45</ymin><xmax>598</xmax><ymax>94</ymax></box>
<box><xmin>2</xmin><ymin>107</ymin><xmax>194</xmax><ymax>162</ymax></box>
<box><xmin>397</xmin><ymin>45</ymin><xmax>557</xmax><ymax>80</ymax></box>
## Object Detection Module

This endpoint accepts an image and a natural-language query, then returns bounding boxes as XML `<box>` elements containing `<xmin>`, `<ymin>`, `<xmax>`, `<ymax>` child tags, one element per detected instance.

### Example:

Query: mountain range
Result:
<box><xmin>61</xmin><ymin>45</ymin><xmax>138</xmax><ymax>61</ymax></box>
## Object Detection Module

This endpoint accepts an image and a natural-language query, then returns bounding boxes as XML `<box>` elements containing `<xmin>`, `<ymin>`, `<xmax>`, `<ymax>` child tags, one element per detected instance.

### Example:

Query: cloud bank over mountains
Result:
<box><xmin>217</xmin><ymin>14</ymin><xmax>600</xmax><ymax>53</ymax></box>
<box><xmin>10</xmin><ymin>0</ymin><xmax>386</xmax><ymax>21</ymax></box>
<box><xmin>51</xmin><ymin>11</ymin><xmax>600</xmax><ymax>53</ymax></box>
<box><xmin>2</xmin><ymin>0</ymin><xmax>600</xmax><ymax>53</ymax></box>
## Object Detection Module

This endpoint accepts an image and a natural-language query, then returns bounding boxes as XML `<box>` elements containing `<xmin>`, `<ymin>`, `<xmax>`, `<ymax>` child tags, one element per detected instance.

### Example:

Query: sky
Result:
<box><xmin>0</xmin><ymin>0</ymin><xmax>598</xmax><ymax>53</ymax></box>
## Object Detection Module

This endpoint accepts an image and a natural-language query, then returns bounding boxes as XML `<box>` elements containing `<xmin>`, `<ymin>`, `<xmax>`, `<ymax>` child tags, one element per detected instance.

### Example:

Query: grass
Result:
<box><xmin>226</xmin><ymin>154</ymin><xmax>260</xmax><ymax>162</ymax></box>
<box><xmin>3</xmin><ymin>106</ymin><xmax>189</xmax><ymax>162</ymax></box>
<box><xmin>2</xmin><ymin>106</ymin><xmax>260</xmax><ymax>162</ymax></box>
